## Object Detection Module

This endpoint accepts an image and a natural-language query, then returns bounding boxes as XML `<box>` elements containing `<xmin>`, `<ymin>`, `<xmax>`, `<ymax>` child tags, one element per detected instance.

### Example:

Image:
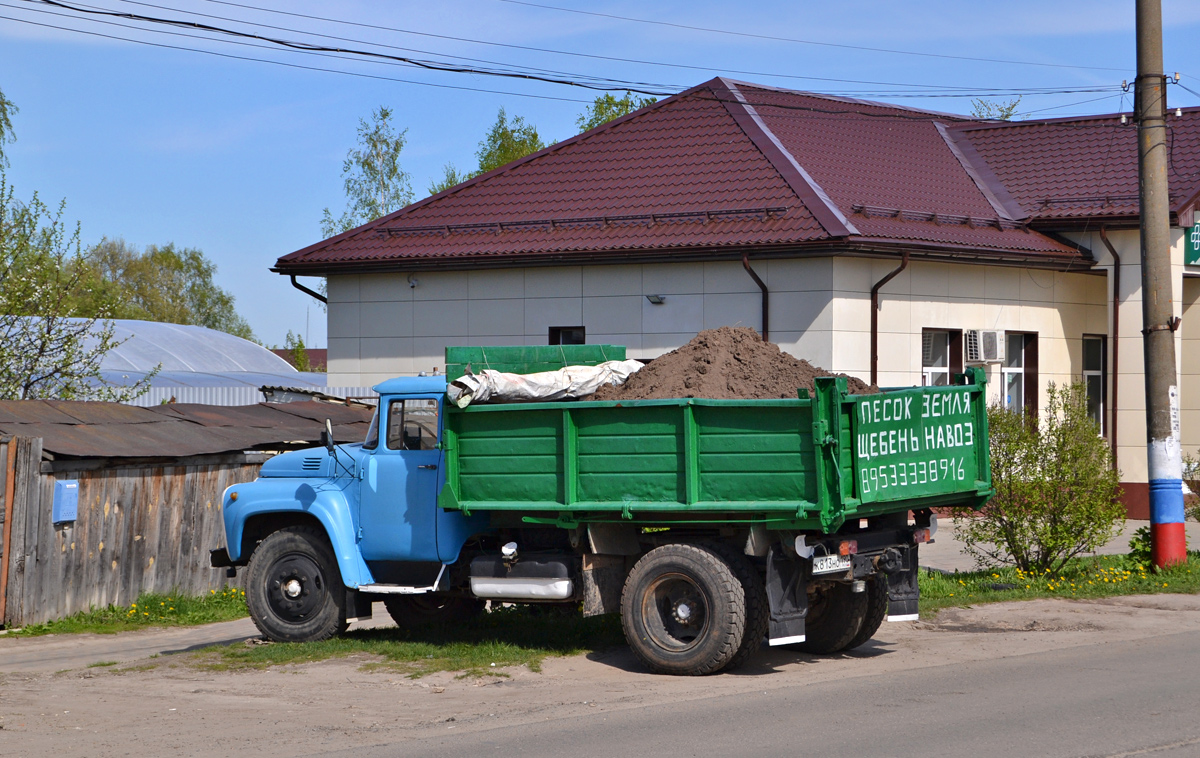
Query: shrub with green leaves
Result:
<box><xmin>952</xmin><ymin>382</ymin><xmax>1124</xmax><ymax>573</ymax></box>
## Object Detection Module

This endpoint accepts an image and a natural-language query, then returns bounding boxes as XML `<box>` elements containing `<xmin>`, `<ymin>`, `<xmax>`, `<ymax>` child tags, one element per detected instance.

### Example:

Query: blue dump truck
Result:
<box><xmin>213</xmin><ymin>346</ymin><xmax>992</xmax><ymax>675</ymax></box>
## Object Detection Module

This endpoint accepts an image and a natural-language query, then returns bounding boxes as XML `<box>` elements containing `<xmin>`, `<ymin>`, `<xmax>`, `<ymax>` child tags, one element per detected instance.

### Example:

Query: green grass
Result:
<box><xmin>87</xmin><ymin>661</ymin><xmax>119</xmax><ymax>668</ymax></box>
<box><xmin>193</xmin><ymin>605</ymin><xmax>625</xmax><ymax>677</ymax></box>
<box><xmin>11</xmin><ymin>587</ymin><xmax>249</xmax><ymax>636</ymax></box>
<box><xmin>919</xmin><ymin>552</ymin><xmax>1200</xmax><ymax>617</ymax></box>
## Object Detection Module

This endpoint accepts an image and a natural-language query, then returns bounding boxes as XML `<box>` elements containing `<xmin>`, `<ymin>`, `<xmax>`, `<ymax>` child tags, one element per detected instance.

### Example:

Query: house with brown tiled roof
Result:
<box><xmin>274</xmin><ymin>77</ymin><xmax>1200</xmax><ymax>517</ymax></box>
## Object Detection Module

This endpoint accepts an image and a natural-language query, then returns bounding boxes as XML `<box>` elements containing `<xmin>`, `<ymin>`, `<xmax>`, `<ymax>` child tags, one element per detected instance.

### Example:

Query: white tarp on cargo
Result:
<box><xmin>447</xmin><ymin>360</ymin><xmax>643</xmax><ymax>408</ymax></box>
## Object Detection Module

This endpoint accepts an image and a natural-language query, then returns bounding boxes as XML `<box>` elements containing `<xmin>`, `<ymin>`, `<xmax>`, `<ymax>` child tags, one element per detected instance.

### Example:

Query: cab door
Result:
<box><xmin>357</xmin><ymin>397</ymin><xmax>442</xmax><ymax>563</ymax></box>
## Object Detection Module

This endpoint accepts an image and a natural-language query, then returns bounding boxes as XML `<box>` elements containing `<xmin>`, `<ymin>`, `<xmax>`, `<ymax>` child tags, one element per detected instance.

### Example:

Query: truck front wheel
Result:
<box><xmin>620</xmin><ymin>543</ymin><xmax>746</xmax><ymax>675</ymax></box>
<box><xmin>246</xmin><ymin>526</ymin><xmax>346</xmax><ymax>643</ymax></box>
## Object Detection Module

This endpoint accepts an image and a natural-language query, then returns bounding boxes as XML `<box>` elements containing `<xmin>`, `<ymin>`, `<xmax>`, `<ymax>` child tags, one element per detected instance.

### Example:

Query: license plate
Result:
<box><xmin>812</xmin><ymin>554</ymin><xmax>852</xmax><ymax>575</ymax></box>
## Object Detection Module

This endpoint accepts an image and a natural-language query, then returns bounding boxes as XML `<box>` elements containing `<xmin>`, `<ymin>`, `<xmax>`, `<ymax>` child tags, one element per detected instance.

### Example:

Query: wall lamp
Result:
<box><xmin>645</xmin><ymin>294</ymin><xmax>666</xmax><ymax>305</ymax></box>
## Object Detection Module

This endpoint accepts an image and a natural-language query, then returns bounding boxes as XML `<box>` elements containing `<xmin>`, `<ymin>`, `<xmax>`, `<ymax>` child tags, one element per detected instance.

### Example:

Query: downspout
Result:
<box><xmin>870</xmin><ymin>252</ymin><xmax>910</xmax><ymax>386</ymax></box>
<box><xmin>290</xmin><ymin>274</ymin><xmax>327</xmax><ymax>304</ymax></box>
<box><xmin>741</xmin><ymin>252</ymin><xmax>769</xmax><ymax>342</ymax></box>
<box><xmin>1099</xmin><ymin>227</ymin><xmax>1120</xmax><ymax>468</ymax></box>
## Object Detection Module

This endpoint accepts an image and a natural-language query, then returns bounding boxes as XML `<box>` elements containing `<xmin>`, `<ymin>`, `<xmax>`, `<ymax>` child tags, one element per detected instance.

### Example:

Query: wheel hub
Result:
<box><xmin>641</xmin><ymin>573</ymin><xmax>711</xmax><ymax>652</ymax></box>
<box><xmin>265</xmin><ymin>553</ymin><xmax>325</xmax><ymax>622</ymax></box>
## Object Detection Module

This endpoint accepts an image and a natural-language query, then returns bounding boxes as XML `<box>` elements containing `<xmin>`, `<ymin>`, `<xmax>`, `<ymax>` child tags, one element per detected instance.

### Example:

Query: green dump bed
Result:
<box><xmin>438</xmin><ymin>363</ymin><xmax>993</xmax><ymax>534</ymax></box>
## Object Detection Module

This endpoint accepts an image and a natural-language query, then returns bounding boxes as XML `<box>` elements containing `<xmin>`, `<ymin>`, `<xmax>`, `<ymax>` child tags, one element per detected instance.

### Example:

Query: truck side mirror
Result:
<box><xmin>321</xmin><ymin>418</ymin><xmax>335</xmax><ymax>455</ymax></box>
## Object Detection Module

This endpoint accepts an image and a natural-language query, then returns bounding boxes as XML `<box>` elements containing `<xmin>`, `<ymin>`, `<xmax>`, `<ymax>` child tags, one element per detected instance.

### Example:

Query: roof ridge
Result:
<box><xmin>935</xmin><ymin>122</ymin><xmax>1026</xmax><ymax>221</ymax></box>
<box><xmin>710</xmin><ymin>77</ymin><xmax>856</xmax><ymax>237</ymax></box>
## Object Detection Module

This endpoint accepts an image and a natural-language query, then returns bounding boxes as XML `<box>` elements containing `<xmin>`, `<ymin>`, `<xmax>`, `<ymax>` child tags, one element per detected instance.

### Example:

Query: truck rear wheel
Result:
<box><xmin>842</xmin><ymin>576</ymin><xmax>888</xmax><ymax>651</ymax></box>
<box><xmin>246</xmin><ymin>526</ymin><xmax>346</xmax><ymax>643</ymax></box>
<box><xmin>790</xmin><ymin>581</ymin><xmax>866</xmax><ymax>655</ymax></box>
<box><xmin>383</xmin><ymin>594</ymin><xmax>483</xmax><ymax>628</ymax></box>
<box><xmin>705</xmin><ymin>542</ymin><xmax>768</xmax><ymax>672</ymax></box>
<box><xmin>620</xmin><ymin>543</ymin><xmax>745</xmax><ymax>676</ymax></box>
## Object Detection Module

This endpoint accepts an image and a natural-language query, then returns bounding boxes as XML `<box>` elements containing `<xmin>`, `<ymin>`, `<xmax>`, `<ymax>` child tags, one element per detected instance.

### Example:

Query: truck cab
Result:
<box><xmin>214</xmin><ymin>376</ymin><xmax>491</xmax><ymax>642</ymax></box>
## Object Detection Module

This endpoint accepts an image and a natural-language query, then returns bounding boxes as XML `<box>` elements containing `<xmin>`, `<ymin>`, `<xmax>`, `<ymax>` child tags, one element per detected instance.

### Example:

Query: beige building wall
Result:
<box><xmin>325</xmin><ymin>258</ymin><xmax>835</xmax><ymax>387</ymax></box>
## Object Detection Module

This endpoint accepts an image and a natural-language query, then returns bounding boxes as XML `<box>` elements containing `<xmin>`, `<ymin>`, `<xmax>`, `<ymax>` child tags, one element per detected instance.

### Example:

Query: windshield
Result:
<box><xmin>363</xmin><ymin>406</ymin><xmax>380</xmax><ymax>450</ymax></box>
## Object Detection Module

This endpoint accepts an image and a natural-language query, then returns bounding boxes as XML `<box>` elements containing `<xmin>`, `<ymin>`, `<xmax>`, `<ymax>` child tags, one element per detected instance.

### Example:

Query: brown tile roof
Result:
<box><xmin>949</xmin><ymin>108</ymin><xmax>1200</xmax><ymax>222</ymax></box>
<box><xmin>276</xmin><ymin>78</ymin><xmax>1095</xmax><ymax>275</ymax></box>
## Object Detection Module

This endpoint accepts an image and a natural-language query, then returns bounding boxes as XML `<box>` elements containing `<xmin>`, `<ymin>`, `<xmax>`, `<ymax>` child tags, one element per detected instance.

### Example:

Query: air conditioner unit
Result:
<box><xmin>965</xmin><ymin>330</ymin><xmax>1005</xmax><ymax>364</ymax></box>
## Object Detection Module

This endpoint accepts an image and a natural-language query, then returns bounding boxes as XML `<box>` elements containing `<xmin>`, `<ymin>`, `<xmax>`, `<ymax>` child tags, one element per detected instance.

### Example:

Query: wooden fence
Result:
<box><xmin>0</xmin><ymin>437</ymin><xmax>263</xmax><ymax>627</ymax></box>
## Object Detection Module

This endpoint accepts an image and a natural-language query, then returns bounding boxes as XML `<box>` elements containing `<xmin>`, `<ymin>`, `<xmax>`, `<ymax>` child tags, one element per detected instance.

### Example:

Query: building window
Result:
<box><xmin>1003</xmin><ymin>332</ymin><xmax>1038</xmax><ymax>415</ymax></box>
<box><xmin>921</xmin><ymin>329</ymin><xmax>963</xmax><ymax>386</ymax></box>
<box><xmin>549</xmin><ymin>326</ymin><xmax>586</xmax><ymax>345</ymax></box>
<box><xmin>1083</xmin><ymin>334</ymin><xmax>1107</xmax><ymax>434</ymax></box>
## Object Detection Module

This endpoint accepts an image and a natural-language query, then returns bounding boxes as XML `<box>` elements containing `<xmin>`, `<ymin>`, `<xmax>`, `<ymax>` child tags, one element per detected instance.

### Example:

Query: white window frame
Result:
<box><xmin>1002</xmin><ymin>333</ymin><xmax>1026</xmax><ymax>413</ymax></box>
<box><xmin>1082</xmin><ymin>335</ymin><xmax>1106</xmax><ymax>435</ymax></box>
<box><xmin>922</xmin><ymin>330</ymin><xmax>951</xmax><ymax>387</ymax></box>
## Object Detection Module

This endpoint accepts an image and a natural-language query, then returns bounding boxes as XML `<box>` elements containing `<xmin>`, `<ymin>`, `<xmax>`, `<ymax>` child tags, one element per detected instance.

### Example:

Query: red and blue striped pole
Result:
<box><xmin>1149</xmin><ymin>440</ymin><xmax>1187</xmax><ymax>568</ymax></box>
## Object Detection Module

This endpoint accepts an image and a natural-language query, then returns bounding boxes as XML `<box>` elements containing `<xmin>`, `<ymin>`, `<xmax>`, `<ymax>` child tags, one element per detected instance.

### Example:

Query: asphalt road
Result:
<box><xmin>330</xmin><ymin>631</ymin><xmax>1200</xmax><ymax>758</ymax></box>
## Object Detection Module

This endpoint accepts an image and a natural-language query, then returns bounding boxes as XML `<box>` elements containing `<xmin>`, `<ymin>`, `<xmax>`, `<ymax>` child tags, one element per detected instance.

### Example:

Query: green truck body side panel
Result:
<box><xmin>439</xmin><ymin>367</ymin><xmax>992</xmax><ymax>533</ymax></box>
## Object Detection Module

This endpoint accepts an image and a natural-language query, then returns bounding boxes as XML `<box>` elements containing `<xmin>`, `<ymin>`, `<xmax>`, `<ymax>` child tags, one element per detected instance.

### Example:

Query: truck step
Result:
<box><xmin>358</xmin><ymin>565</ymin><xmax>447</xmax><ymax>595</ymax></box>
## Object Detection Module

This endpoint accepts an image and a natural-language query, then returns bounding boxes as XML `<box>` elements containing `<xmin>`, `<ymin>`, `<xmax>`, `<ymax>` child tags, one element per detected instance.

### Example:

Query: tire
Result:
<box><xmin>620</xmin><ymin>543</ymin><xmax>745</xmax><ymax>676</ymax></box>
<box><xmin>245</xmin><ymin>526</ymin><xmax>346</xmax><ymax>643</ymax></box>
<box><xmin>790</xmin><ymin>581</ymin><xmax>867</xmax><ymax>655</ymax></box>
<box><xmin>842</xmin><ymin>576</ymin><xmax>888</xmax><ymax>651</ymax></box>
<box><xmin>384</xmin><ymin>594</ymin><xmax>484</xmax><ymax>628</ymax></box>
<box><xmin>705</xmin><ymin>542</ymin><xmax>768</xmax><ymax>672</ymax></box>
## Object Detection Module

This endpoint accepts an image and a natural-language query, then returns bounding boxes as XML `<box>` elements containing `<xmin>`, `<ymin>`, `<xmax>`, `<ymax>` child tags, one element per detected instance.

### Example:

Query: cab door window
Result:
<box><xmin>385</xmin><ymin>399</ymin><xmax>440</xmax><ymax>451</ymax></box>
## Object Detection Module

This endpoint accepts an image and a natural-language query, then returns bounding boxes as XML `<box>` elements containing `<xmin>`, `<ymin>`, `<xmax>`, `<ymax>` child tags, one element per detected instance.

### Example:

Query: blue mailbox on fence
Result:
<box><xmin>52</xmin><ymin>479</ymin><xmax>79</xmax><ymax>523</ymax></box>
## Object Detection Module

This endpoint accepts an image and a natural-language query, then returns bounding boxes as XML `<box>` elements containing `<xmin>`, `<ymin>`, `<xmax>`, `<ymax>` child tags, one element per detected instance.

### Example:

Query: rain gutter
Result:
<box><xmin>1099</xmin><ymin>227</ymin><xmax>1121</xmax><ymax>468</ymax></box>
<box><xmin>742</xmin><ymin>252</ymin><xmax>769</xmax><ymax>341</ymax></box>
<box><xmin>870</xmin><ymin>252</ymin><xmax>910</xmax><ymax>386</ymax></box>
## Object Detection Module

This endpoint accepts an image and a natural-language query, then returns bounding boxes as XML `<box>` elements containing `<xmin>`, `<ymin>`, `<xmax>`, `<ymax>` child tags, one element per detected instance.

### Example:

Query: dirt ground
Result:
<box><xmin>3</xmin><ymin>592</ymin><xmax>1199</xmax><ymax>758</ymax></box>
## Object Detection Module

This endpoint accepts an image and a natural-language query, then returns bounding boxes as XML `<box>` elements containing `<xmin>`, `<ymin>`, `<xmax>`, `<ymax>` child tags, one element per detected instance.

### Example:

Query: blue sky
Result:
<box><xmin>2</xmin><ymin>0</ymin><xmax>1198</xmax><ymax>348</ymax></box>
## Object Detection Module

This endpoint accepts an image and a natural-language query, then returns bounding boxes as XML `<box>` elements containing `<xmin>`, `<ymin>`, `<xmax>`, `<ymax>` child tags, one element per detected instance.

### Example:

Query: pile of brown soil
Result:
<box><xmin>593</xmin><ymin>326</ymin><xmax>877</xmax><ymax>401</ymax></box>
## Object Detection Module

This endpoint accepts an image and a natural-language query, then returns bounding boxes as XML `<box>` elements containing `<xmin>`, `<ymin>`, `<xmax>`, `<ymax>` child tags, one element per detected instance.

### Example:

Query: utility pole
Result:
<box><xmin>1136</xmin><ymin>0</ymin><xmax>1186</xmax><ymax>568</ymax></box>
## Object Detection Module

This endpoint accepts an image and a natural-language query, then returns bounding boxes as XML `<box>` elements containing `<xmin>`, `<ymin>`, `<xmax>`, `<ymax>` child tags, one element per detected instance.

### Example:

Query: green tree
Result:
<box><xmin>321</xmin><ymin>106</ymin><xmax>413</xmax><ymax>238</ymax></box>
<box><xmin>971</xmin><ymin>96</ymin><xmax>1022</xmax><ymax>121</ymax></box>
<box><xmin>427</xmin><ymin>163</ymin><xmax>474</xmax><ymax>196</ymax></box>
<box><xmin>0</xmin><ymin>85</ymin><xmax>16</xmax><ymax>169</ymax></box>
<box><xmin>282</xmin><ymin>330</ymin><xmax>317</xmax><ymax>372</ymax></box>
<box><xmin>575</xmin><ymin>91</ymin><xmax>656</xmax><ymax>132</ymax></box>
<box><xmin>0</xmin><ymin>177</ymin><xmax>152</xmax><ymax>400</ymax></box>
<box><xmin>81</xmin><ymin>238</ymin><xmax>256</xmax><ymax>341</ymax></box>
<box><xmin>952</xmin><ymin>383</ymin><xmax>1124</xmax><ymax>573</ymax></box>
<box><xmin>476</xmin><ymin>107</ymin><xmax>546</xmax><ymax>175</ymax></box>
<box><xmin>427</xmin><ymin>107</ymin><xmax>547</xmax><ymax>195</ymax></box>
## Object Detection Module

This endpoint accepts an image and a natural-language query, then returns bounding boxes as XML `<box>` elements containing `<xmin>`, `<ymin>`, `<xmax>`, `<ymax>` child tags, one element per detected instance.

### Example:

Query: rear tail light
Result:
<box><xmin>838</xmin><ymin>540</ymin><xmax>858</xmax><ymax>556</ymax></box>
<box><xmin>913</xmin><ymin>528</ymin><xmax>932</xmax><ymax>544</ymax></box>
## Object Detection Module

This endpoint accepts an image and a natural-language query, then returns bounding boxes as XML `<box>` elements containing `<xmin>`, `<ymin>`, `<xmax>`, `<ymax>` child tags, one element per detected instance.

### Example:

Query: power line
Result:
<box><xmin>498</xmin><ymin>0</ymin><xmax>1130</xmax><ymax>73</ymax></box>
<box><xmin>12</xmin><ymin>0</ymin><xmax>682</xmax><ymax>90</ymax></box>
<box><xmin>26</xmin><ymin>0</ymin><xmax>678</xmax><ymax>95</ymax></box>
<box><xmin>94</xmin><ymin>0</ymin><xmax>682</xmax><ymax>90</ymax></box>
<box><xmin>0</xmin><ymin>5</ymin><xmax>1135</xmax><ymax>127</ymax></box>
<box><xmin>13</xmin><ymin>0</ymin><xmax>1128</xmax><ymax>104</ymax></box>
<box><xmin>193</xmin><ymin>0</ymin><xmax>1128</xmax><ymax>94</ymax></box>
<box><xmin>0</xmin><ymin>13</ymin><xmax>596</xmax><ymax>103</ymax></box>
